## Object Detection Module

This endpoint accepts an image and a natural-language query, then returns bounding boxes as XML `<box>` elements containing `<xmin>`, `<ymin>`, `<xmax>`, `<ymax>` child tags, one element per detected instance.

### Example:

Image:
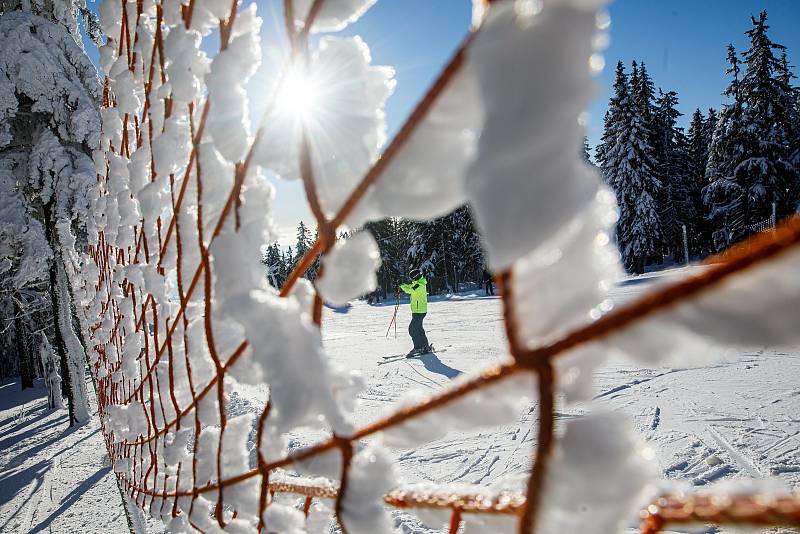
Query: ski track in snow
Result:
<box><xmin>0</xmin><ymin>376</ymin><xmax>128</xmax><ymax>533</ymax></box>
<box><xmin>232</xmin><ymin>269</ymin><xmax>800</xmax><ymax>533</ymax></box>
<box><xmin>4</xmin><ymin>268</ymin><xmax>798</xmax><ymax>533</ymax></box>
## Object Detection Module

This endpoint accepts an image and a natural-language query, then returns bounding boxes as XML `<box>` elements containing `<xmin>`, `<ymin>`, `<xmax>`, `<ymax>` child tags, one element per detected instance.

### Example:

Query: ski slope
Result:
<box><xmin>330</xmin><ymin>286</ymin><xmax>800</xmax><ymax>485</ymax></box>
<box><xmin>1</xmin><ymin>269</ymin><xmax>797</xmax><ymax>533</ymax></box>
<box><xmin>239</xmin><ymin>268</ymin><xmax>800</xmax><ymax>532</ymax></box>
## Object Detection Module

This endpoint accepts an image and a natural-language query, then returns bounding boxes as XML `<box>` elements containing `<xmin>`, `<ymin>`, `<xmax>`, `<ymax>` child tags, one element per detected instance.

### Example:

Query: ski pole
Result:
<box><xmin>385</xmin><ymin>287</ymin><xmax>400</xmax><ymax>338</ymax></box>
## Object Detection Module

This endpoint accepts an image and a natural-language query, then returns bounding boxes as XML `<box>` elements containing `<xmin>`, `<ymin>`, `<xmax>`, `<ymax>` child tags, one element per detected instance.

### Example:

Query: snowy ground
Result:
<box><xmin>0</xmin><ymin>376</ymin><xmax>129</xmax><ymax>533</ymax></box>
<box><xmin>238</xmin><ymin>267</ymin><xmax>800</xmax><ymax>533</ymax></box>
<box><xmin>2</xmin><ymin>268</ymin><xmax>798</xmax><ymax>533</ymax></box>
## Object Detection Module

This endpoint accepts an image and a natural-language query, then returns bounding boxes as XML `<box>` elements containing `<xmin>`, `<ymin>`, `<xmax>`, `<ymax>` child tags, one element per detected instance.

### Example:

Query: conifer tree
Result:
<box><xmin>292</xmin><ymin>221</ymin><xmax>318</xmax><ymax>280</ymax></box>
<box><xmin>364</xmin><ymin>218</ymin><xmax>411</xmax><ymax>299</ymax></box>
<box><xmin>406</xmin><ymin>206</ymin><xmax>484</xmax><ymax>293</ymax></box>
<box><xmin>705</xmin><ymin>12</ymin><xmax>798</xmax><ymax>249</ymax></box>
<box><xmin>703</xmin><ymin>107</ymin><xmax>719</xmax><ymax>178</ymax></box>
<box><xmin>600</xmin><ymin>62</ymin><xmax>663</xmax><ymax>273</ymax></box>
<box><xmin>582</xmin><ymin>136</ymin><xmax>593</xmax><ymax>165</ymax></box>
<box><xmin>262</xmin><ymin>244</ymin><xmax>286</xmax><ymax>289</ymax></box>
<box><xmin>687</xmin><ymin>109</ymin><xmax>708</xmax><ymax>184</ymax></box>
<box><xmin>634</xmin><ymin>61</ymin><xmax>658</xmax><ymax>151</ymax></box>
<box><xmin>687</xmin><ymin>109</ymin><xmax>713</xmax><ymax>252</ymax></box>
<box><xmin>654</xmin><ymin>89</ymin><xmax>697</xmax><ymax>261</ymax></box>
<box><xmin>0</xmin><ymin>0</ymin><xmax>98</xmax><ymax>423</ymax></box>
<box><xmin>777</xmin><ymin>50</ymin><xmax>800</xmax><ymax>170</ymax></box>
<box><xmin>704</xmin><ymin>45</ymin><xmax>748</xmax><ymax>249</ymax></box>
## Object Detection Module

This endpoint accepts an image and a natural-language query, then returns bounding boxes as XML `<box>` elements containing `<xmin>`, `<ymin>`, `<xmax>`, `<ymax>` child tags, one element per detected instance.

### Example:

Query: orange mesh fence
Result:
<box><xmin>83</xmin><ymin>0</ymin><xmax>800</xmax><ymax>533</ymax></box>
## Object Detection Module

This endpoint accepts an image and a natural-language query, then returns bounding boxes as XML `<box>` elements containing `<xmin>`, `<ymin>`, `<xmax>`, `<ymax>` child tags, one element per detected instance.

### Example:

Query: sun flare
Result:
<box><xmin>276</xmin><ymin>67</ymin><xmax>319</xmax><ymax>117</ymax></box>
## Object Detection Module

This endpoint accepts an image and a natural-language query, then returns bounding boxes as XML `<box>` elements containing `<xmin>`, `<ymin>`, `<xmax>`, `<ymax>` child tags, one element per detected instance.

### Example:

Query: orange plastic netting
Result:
<box><xmin>86</xmin><ymin>0</ymin><xmax>800</xmax><ymax>533</ymax></box>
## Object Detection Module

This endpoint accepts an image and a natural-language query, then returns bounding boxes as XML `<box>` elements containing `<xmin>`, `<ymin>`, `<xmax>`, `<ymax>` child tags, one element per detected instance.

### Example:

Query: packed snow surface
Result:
<box><xmin>0</xmin><ymin>377</ymin><xmax>128</xmax><ymax>533</ymax></box>
<box><xmin>231</xmin><ymin>268</ymin><xmax>800</xmax><ymax>533</ymax></box>
<box><xmin>2</xmin><ymin>269</ymin><xmax>799</xmax><ymax>532</ymax></box>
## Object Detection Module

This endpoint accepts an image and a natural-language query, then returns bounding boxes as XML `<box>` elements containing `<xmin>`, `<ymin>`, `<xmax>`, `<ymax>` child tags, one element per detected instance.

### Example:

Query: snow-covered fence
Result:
<box><xmin>80</xmin><ymin>0</ymin><xmax>800</xmax><ymax>533</ymax></box>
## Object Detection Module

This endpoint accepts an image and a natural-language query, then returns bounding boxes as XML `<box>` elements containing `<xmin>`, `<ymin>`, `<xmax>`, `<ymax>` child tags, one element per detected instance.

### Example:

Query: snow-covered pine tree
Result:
<box><xmin>292</xmin><ymin>220</ymin><xmax>318</xmax><ymax>280</ymax></box>
<box><xmin>583</xmin><ymin>136</ymin><xmax>594</xmax><ymax>166</ymax></box>
<box><xmin>0</xmin><ymin>159</ymin><xmax>47</xmax><ymax>389</ymax></box>
<box><xmin>704</xmin><ymin>108</ymin><xmax>718</xmax><ymax>140</ymax></box>
<box><xmin>294</xmin><ymin>221</ymin><xmax>311</xmax><ymax>260</ymax></box>
<box><xmin>447</xmin><ymin>205</ymin><xmax>484</xmax><ymax>289</ymax></box>
<box><xmin>407</xmin><ymin>205</ymin><xmax>484</xmax><ymax>293</ymax></box>
<box><xmin>364</xmin><ymin>217</ymin><xmax>411</xmax><ymax>300</ymax></box>
<box><xmin>736</xmin><ymin>11</ymin><xmax>798</xmax><ymax>218</ymax></box>
<box><xmin>654</xmin><ymin>89</ymin><xmax>698</xmax><ymax>261</ymax></box>
<box><xmin>687</xmin><ymin>108</ymin><xmax>713</xmax><ymax>253</ymax></box>
<box><xmin>594</xmin><ymin>110</ymin><xmax>611</xmax><ymax>167</ymax></box>
<box><xmin>285</xmin><ymin>245</ymin><xmax>294</xmax><ymax>274</ymax></box>
<box><xmin>262</xmin><ymin>243</ymin><xmax>286</xmax><ymax>289</ymax></box>
<box><xmin>705</xmin><ymin>12</ymin><xmax>798</xmax><ymax>249</ymax></box>
<box><xmin>634</xmin><ymin>61</ymin><xmax>658</xmax><ymax>151</ymax></box>
<box><xmin>600</xmin><ymin>62</ymin><xmax>663</xmax><ymax>274</ymax></box>
<box><xmin>0</xmin><ymin>0</ymin><xmax>98</xmax><ymax>423</ymax></box>
<box><xmin>687</xmin><ymin>109</ymin><xmax>709</xmax><ymax>183</ymax></box>
<box><xmin>704</xmin><ymin>45</ymin><xmax>749</xmax><ymax>250</ymax></box>
<box><xmin>777</xmin><ymin>50</ymin><xmax>800</xmax><ymax>171</ymax></box>
<box><xmin>311</xmin><ymin>227</ymin><xmax>321</xmax><ymax>281</ymax></box>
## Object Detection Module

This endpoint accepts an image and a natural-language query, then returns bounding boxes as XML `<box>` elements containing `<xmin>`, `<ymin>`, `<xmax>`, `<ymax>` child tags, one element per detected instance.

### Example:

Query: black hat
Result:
<box><xmin>409</xmin><ymin>268</ymin><xmax>421</xmax><ymax>280</ymax></box>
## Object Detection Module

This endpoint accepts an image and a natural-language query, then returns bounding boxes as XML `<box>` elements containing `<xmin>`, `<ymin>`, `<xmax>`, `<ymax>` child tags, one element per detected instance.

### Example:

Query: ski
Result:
<box><xmin>380</xmin><ymin>346</ymin><xmax>449</xmax><ymax>362</ymax></box>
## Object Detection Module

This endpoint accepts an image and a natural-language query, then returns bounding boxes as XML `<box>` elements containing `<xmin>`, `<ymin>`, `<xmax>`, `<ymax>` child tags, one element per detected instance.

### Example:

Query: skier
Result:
<box><xmin>482</xmin><ymin>269</ymin><xmax>494</xmax><ymax>296</ymax></box>
<box><xmin>399</xmin><ymin>269</ymin><xmax>431</xmax><ymax>357</ymax></box>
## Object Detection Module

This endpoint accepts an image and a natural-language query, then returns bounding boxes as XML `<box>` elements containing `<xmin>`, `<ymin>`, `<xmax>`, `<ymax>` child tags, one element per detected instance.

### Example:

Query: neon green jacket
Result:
<box><xmin>399</xmin><ymin>277</ymin><xmax>428</xmax><ymax>313</ymax></box>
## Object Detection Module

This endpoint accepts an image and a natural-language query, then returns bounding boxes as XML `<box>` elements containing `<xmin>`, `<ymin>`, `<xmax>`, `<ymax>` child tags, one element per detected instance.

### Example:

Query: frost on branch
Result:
<box><xmin>316</xmin><ymin>231</ymin><xmax>381</xmax><ymax>307</ymax></box>
<box><xmin>0</xmin><ymin>11</ymin><xmax>100</xmax><ymax>148</ymax></box>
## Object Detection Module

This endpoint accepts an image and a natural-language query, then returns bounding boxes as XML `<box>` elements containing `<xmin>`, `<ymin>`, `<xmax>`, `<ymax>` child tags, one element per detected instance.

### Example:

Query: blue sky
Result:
<box><xmin>81</xmin><ymin>0</ymin><xmax>800</xmax><ymax>245</ymax></box>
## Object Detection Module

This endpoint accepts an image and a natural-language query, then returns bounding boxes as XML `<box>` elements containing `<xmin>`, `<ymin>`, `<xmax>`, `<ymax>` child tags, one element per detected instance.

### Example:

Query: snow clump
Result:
<box><xmin>316</xmin><ymin>232</ymin><xmax>381</xmax><ymax>307</ymax></box>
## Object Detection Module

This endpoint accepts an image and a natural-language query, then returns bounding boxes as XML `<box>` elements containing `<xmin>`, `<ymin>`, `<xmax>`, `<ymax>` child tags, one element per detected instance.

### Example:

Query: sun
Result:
<box><xmin>275</xmin><ymin>66</ymin><xmax>319</xmax><ymax>117</ymax></box>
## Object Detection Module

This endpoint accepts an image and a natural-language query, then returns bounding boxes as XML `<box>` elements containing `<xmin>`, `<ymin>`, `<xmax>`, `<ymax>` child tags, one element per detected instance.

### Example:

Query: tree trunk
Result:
<box><xmin>48</xmin><ymin>245</ymin><xmax>76</xmax><ymax>425</ymax></box>
<box><xmin>43</xmin><ymin>202</ymin><xmax>90</xmax><ymax>426</ymax></box>
<box><xmin>13</xmin><ymin>294</ymin><xmax>35</xmax><ymax>390</ymax></box>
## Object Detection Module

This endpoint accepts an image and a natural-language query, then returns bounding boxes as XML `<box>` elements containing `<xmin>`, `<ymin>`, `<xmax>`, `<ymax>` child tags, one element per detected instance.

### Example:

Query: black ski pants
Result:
<box><xmin>409</xmin><ymin>312</ymin><xmax>429</xmax><ymax>350</ymax></box>
<box><xmin>484</xmin><ymin>280</ymin><xmax>494</xmax><ymax>296</ymax></box>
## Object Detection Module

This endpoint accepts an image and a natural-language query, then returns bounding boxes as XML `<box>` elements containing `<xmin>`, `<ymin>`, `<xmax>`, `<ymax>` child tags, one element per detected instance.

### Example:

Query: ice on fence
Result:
<box><xmin>263</xmin><ymin>502</ymin><xmax>306</xmax><ymax>533</ymax></box>
<box><xmin>254</xmin><ymin>35</ymin><xmax>395</xmax><ymax>225</ymax></box>
<box><xmin>607</xmin><ymin>245</ymin><xmax>800</xmax><ymax>367</ymax></box>
<box><xmin>292</xmin><ymin>0</ymin><xmax>377</xmax><ymax>33</ymax></box>
<box><xmin>465</xmin><ymin>0</ymin><xmax>604</xmax><ymax>271</ymax></box>
<box><xmin>340</xmin><ymin>444</ymin><xmax>397</xmax><ymax>534</ymax></box>
<box><xmin>190</xmin><ymin>0</ymin><xmax>233</xmax><ymax>35</ymax></box>
<box><xmin>164</xmin><ymin>26</ymin><xmax>209</xmax><ymax>103</ymax></box>
<box><xmin>99</xmin><ymin>0</ymin><xmax>121</xmax><ymax>38</ymax></box>
<box><xmin>535</xmin><ymin>412</ymin><xmax>655</xmax><ymax>534</ymax></box>
<box><xmin>306</xmin><ymin>500</ymin><xmax>335</xmax><ymax>533</ymax></box>
<box><xmin>513</xmin><ymin>187</ymin><xmax>621</xmax><ymax>348</ymax></box>
<box><xmin>316</xmin><ymin>232</ymin><xmax>381</xmax><ymax>307</ymax></box>
<box><xmin>206</xmin><ymin>4</ymin><xmax>261</xmax><ymax>162</ymax></box>
<box><xmin>381</xmin><ymin>371</ymin><xmax>535</xmax><ymax>448</ymax></box>
<box><xmin>369</xmin><ymin>63</ymin><xmax>482</xmax><ymax>222</ymax></box>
